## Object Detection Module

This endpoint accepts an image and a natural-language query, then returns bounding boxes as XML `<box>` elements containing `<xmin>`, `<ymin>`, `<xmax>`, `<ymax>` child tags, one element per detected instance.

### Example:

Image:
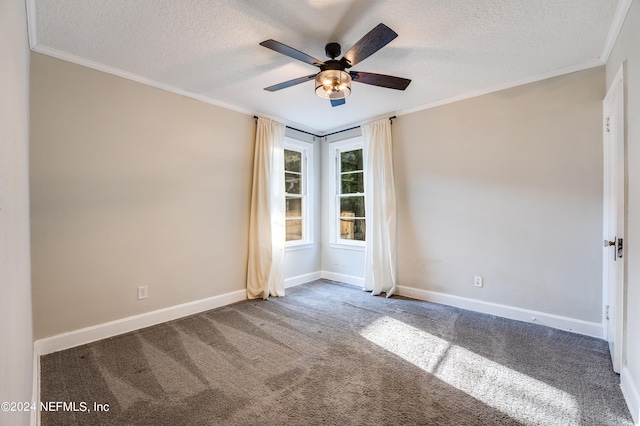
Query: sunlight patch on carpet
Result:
<box><xmin>360</xmin><ymin>316</ymin><xmax>579</xmax><ymax>424</ymax></box>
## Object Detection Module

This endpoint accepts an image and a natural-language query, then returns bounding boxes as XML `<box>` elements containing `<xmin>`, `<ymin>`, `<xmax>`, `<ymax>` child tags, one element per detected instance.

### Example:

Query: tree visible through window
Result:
<box><xmin>285</xmin><ymin>148</ymin><xmax>304</xmax><ymax>242</ymax></box>
<box><xmin>338</xmin><ymin>149</ymin><xmax>365</xmax><ymax>241</ymax></box>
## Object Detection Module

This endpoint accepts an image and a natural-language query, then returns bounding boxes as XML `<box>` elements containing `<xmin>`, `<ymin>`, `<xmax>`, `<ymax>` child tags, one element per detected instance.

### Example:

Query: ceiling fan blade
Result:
<box><xmin>349</xmin><ymin>71</ymin><xmax>411</xmax><ymax>90</ymax></box>
<box><xmin>330</xmin><ymin>99</ymin><xmax>346</xmax><ymax>107</ymax></box>
<box><xmin>264</xmin><ymin>74</ymin><xmax>317</xmax><ymax>92</ymax></box>
<box><xmin>342</xmin><ymin>23</ymin><xmax>398</xmax><ymax>67</ymax></box>
<box><xmin>260</xmin><ymin>39</ymin><xmax>324</xmax><ymax>67</ymax></box>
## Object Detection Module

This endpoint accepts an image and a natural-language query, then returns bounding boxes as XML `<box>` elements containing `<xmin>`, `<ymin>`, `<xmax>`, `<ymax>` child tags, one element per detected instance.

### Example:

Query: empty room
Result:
<box><xmin>2</xmin><ymin>0</ymin><xmax>640</xmax><ymax>425</ymax></box>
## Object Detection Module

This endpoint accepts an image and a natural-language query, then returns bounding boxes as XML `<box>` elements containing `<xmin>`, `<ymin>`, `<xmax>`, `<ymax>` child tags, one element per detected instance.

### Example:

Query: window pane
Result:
<box><xmin>285</xmin><ymin>172</ymin><xmax>301</xmax><ymax>194</ymax></box>
<box><xmin>341</xmin><ymin>171</ymin><xmax>364</xmax><ymax>194</ymax></box>
<box><xmin>341</xmin><ymin>149</ymin><xmax>363</xmax><ymax>173</ymax></box>
<box><xmin>286</xmin><ymin>219</ymin><xmax>303</xmax><ymax>241</ymax></box>
<box><xmin>340</xmin><ymin>196</ymin><xmax>365</xmax><ymax>218</ymax></box>
<box><xmin>286</xmin><ymin>197</ymin><xmax>302</xmax><ymax>218</ymax></box>
<box><xmin>284</xmin><ymin>149</ymin><xmax>301</xmax><ymax>173</ymax></box>
<box><xmin>339</xmin><ymin>218</ymin><xmax>365</xmax><ymax>241</ymax></box>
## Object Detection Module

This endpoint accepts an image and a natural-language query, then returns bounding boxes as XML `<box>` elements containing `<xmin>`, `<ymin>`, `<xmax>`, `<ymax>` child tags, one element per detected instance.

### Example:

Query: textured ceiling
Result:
<box><xmin>30</xmin><ymin>0</ymin><xmax>621</xmax><ymax>132</ymax></box>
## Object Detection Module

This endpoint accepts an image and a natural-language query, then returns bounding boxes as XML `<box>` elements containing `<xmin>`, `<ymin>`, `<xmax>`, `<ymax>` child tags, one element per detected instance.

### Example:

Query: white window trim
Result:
<box><xmin>329</xmin><ymin>137</ymin><xmax>365</xmax><ymax>249</ymax></box>
<box><xmin>285</xmin><ymin>137</ymin><xmax>314</xmax><ymax>249</ymax></box>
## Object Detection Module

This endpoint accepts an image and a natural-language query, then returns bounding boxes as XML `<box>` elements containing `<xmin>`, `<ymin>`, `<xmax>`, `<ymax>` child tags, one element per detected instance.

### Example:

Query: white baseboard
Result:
<box><xmin>29</xmin><ymin>276</ymin><xmax>620</xmax><ymax>423</ymax></box>
<box><xmin>397</xmin><ymin>285</ymin><xmax>604</xmax><ymax>338</ymax></box>
<box><xmin>320</xmin><ymin>271</ymin><xmax>364</xmax><ymax>288</ymax></box>
<box><xmin>34</xmin><ymin>289</ymin><xmax>247</xmax><ymax>356</ymax></box>
<box><xmin>285</xmin><ymin>271</ymin><xmax>322</xmax><ymax>288</ymax></box>
<box><xmin>622</xmin><ymin>368</ymin><xmax>640</xmax><ymax>425</ymax></box>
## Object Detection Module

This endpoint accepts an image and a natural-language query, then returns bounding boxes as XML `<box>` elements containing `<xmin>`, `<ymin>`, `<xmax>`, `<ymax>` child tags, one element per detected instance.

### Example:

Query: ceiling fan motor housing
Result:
<box><xmin>325</xmin><ymin>42</ymin><xmax>341</xmax><ymax>59</ymax></box>
<box><xmin>320</xmin><ymin>59</ymin><xmax>348</xmax><ymax>72</ymax></box>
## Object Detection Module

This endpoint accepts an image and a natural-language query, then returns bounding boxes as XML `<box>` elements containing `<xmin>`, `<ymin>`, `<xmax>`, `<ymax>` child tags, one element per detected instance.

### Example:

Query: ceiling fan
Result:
<box><xmin>260</xmin><ymin>23</ymin><xmax>411</xmax><ymax>107</ymax></box>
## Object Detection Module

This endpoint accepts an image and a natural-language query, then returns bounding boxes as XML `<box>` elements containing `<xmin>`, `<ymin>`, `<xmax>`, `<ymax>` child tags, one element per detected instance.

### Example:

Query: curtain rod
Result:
<box><xmin>252</xmin><ymin>116</ymin><xmax>396</xmax><ymax>139</ymax></box>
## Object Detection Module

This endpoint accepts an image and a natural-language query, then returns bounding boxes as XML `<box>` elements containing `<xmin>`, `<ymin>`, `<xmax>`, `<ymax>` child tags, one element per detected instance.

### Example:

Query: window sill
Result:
<box><xmin>329</xmin><ymin>242</ymin><xmax>365</xmax><ymax>252</ymax></box>
<box><xmin>285</xmin><ymin>242</ymin><xmax>315</xmax><ymax>252</ymax></box>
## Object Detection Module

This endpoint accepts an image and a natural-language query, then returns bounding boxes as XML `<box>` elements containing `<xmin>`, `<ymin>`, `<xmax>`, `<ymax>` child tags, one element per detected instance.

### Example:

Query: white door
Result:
<box><xmin>602</xmin><ymin>65</ymin><xmax>625</xmax><ymax>373</ymax></box>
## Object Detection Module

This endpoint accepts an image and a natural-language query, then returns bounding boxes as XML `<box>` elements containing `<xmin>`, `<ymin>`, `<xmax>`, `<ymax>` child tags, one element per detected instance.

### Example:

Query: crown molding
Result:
<box><xmin>31</xmin><ymin>44</ymin><xmax>256</xmax><ymax>117</ymax></box>
<box><xmin>25</xmin><ymin>0</ymin><xmax>38</xmax><ymax>49</ymax></box>
<box><xmin>395</xmin><ymin>58</ymin><xmax>604</xmax><ymax>117</ymax></box>
<box><xmin>600</xmin><ymin>0</ymin><xmax>633</xmax><ymax>64</ymax></box>
<box><xmin>26</xmin><ymin>0</ymin><xmax>618</xmax><ymax>136</ymax></box>
<box><xmin>30</xmin><ymin>44</ymin><xmax>321</xmax><ymax>135</ymax></box>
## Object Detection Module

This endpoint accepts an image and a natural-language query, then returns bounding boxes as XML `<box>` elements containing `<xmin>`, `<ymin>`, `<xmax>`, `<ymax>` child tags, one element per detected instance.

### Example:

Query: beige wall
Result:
<box><xmin>30</xmin><ymin>53</ymin><xmax>255</xmax><ymax>339</ymax></box>
<box><xmin>606</xmin><ymin>0</ymin><xmax>640</xmax><ymax>419</ymax></box>
<box><xmin>0</xmin><ymin>0</ymin><xmax>33</xmax><ymax>424</ymax></box>
<box><xmin>393</xmin><ymin>67</ymin><xmax>605</xmax><ymax>322</ymax></box>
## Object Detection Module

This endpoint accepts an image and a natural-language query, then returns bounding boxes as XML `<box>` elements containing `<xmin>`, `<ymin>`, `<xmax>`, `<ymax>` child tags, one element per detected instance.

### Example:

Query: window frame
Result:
<box><xmin>284</xmin><ymin>137</ymin><xmax>313</xmax><ymax>250</ymax></box>
<box><xmin>330</xmin><ymin>137</ymin><xmax>365</xmax><ymax>249</ymax></box>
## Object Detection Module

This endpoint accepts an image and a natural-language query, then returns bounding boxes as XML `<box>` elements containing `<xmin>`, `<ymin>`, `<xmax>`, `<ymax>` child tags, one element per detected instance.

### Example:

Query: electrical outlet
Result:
<box><xmin>137</xmin><ymin>286</ymin><xmax>148</xmax><ymax>300</ymax></box>
<box><xmin>474</xmin><ymin>276</ymin><xmax>483</xmax><ymax>288</ymax></box>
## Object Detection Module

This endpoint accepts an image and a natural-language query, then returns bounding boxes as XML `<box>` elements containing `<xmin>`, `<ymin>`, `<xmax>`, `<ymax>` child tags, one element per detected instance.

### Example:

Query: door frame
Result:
<box><xmin>602</xmin><ymin>64</ymin><xmax>625</xmax><ymax>373</ymax></box>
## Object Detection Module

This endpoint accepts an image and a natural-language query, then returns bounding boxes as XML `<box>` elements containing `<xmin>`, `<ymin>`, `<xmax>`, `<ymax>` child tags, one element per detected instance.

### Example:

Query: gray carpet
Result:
<box><xmin>40</xmin><ymin>280</ymin><xmax>634</xmax><ymax>425</ymax></box>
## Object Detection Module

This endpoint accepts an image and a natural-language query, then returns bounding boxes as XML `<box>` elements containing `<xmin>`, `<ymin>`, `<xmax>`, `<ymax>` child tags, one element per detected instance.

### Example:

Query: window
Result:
<box><xmin>331</xmin><ymin>138</ymin><xmax>365</xmax><ymax>245</ymax></box>
<box><xmin>284</xmin><ymin>139</ymin><xmax>312</xmax><ymax>247</ymax></box>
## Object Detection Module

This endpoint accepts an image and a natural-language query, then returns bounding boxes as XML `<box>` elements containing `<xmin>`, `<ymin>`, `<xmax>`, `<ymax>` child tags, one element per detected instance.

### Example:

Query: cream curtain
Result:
<box><xmin>362</xmin><ymin>118</ymin><xmax>397</xmax><ymax>296</ymax></box>
<box><xmin>246</xmin><ymin>117</ymin><xmax>286</xmax><ymax>299</ymax></box>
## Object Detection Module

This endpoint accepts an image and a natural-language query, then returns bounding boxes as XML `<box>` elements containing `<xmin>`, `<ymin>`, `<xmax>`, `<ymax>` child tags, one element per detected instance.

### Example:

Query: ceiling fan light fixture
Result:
<box><xmin>315</xmin><ymin>70</ymin><xmax>351</xmax><ymax>100</ymax></box>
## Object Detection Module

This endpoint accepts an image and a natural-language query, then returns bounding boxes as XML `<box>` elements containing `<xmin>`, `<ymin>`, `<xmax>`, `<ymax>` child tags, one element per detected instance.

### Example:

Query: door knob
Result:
<box><xmin>604</xmin><ymin>239</ymin><xmax>616</xmax><ymax>247</ymax></box>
